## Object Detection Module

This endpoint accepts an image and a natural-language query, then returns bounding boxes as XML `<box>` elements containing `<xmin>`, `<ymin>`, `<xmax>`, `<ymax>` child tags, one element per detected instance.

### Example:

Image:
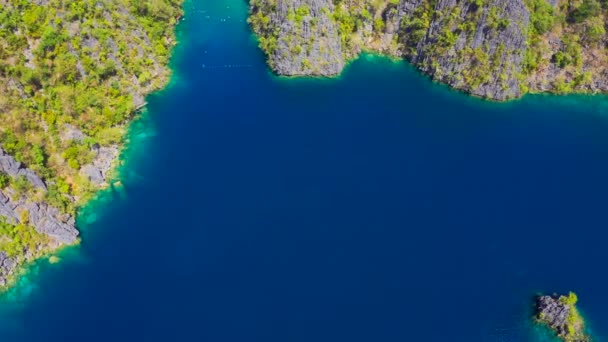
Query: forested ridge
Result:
<box><xmin>0</xmin><ymin>0</ymin><xmax>183</xmax><ymax>288</ymax></box>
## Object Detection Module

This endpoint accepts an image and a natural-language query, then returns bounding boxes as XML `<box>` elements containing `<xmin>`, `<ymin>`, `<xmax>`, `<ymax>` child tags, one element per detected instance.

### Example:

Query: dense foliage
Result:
<box><xmin>0</xmin><ymin>0</ymin><xmax>182</xmax><ymax>208</ymax></box>
<box><xmin>523</xmin><ymin>0</ymin><xmax>608</xmax><ymax>93</ymax></box>
<box><xmin>0</xmin><ymin>220</ymin><xmax>49</xmax><ymax>258</ymax></box>
<box><xmin>0</xmin><ymin>0</ymin><xmax>183</xmax><ymax>288</ymax></box>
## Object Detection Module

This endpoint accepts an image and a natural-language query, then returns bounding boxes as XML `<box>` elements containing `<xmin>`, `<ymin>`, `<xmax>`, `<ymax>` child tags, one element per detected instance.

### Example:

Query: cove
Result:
<box><xmin>2</xmin><ymin>0</ymin><xmax>608</xmax><ymax>341</ymax></box>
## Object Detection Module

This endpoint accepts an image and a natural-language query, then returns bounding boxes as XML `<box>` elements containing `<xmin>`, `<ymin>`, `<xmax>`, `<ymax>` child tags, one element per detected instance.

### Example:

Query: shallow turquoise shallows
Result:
<box><xmin>2</xmin><ymin>1</ymin><xmax>608</xmax><ymax>341</ymax></box>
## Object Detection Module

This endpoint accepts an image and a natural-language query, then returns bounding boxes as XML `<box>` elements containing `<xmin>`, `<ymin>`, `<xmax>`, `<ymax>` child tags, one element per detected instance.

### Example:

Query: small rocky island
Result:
<box><xmin>535</xmin><ymin>292</ymin><xmax>591</xmax><ymax>342</ymax></box>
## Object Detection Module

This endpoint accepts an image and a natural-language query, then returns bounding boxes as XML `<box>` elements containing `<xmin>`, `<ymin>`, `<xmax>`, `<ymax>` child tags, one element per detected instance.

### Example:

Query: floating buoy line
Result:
<box><xmin>201</xmin><ymin>64</ymin><xmax>253</xmax><ymax>69</ymax></box>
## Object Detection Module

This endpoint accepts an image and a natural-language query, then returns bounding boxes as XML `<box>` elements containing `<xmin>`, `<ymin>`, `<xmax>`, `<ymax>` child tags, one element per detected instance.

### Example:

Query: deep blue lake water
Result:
<box><xmin>2</xmin><ymin>0</ymin><xmax>608</xmax><ymax>341</ymax></box>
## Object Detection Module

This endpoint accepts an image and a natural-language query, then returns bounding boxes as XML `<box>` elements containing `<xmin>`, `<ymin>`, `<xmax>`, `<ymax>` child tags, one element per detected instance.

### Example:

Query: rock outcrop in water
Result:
<box><xmin>249</xmin><ymin>0</ymin><xmax>608</xmax><ymax>100</ymax></box>
<box><xmin>535</xmin><ymin>293</ymin><xmax>590</xmax><ymax>342</ymax></box>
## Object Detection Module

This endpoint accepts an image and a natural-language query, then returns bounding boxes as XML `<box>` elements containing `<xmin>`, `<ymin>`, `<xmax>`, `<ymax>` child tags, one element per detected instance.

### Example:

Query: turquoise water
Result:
<box><xmin>2</xmin><ymin>0</ymin><xmax>608</xmax><ymax>341</ymax></box>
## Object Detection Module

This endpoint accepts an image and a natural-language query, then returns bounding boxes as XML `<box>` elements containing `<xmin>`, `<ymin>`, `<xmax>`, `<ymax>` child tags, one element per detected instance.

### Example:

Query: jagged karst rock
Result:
<box><xmin>535</xmin><ymin>293</ymin><xmax>590</xmax><ymax>342</ymax></box>
<box><xmin>59</xmin><ymin>126</ymin><xmax>119</xmax><ymax>186</ymax></box>
<box><xmin>0</xmin><ymin>0</ymin><xmax>183</xmax><ymax>290</ymax></box>
<box><xmin>0</xmin><ymin>148</ymin><xmax>78</xmax><ymax>243</ymax></box>
<box><xmin>0</xmin><ymin>190</ymin><xmax>78</xmax><ymax>245</ymax></box>
<box><xmin>251</xmin><ymin>0</ymin><xmax>528</xmax><ymax>99</ymax></box>
<box><xmin>537</xmin><ymin>295</ymin><xmax>571</xmax><ymax>335</ymax></box>
<box><xmin>17</xmin><ymin>169</ymin><xmax>47</xmax><ymax>191</ymax></box>
<box><xmin>60</xmin><ymin>124</ymin><xmax>86</xmax><ymax>143</ymax></box>
<box><xmin>80</xmin><ymin>165</ymin><xmax>105</xmax><ymax>185</ymax></box>
<box><xmin>0</xmin><ymin>148</ymin><xmax>79</xmax><ymax>287</ymax></box>
<box><xmin>93</xmin><ymin>145</ymin><xmax>119</xmax><ymax>176</ymax></box>
<box><xmin>21</xmin><ymin>201</ymin><xmax>78</xmax><ymax>244</ymax></box>
<box><xmin>0</xmin><ymin>191</ymin><xmax>18</xmax><ymax>223</ymax></box>
<box><xmin>0</xmin><ymin>149</ymin><xmax>47</xmax><ymax>191</ymax></box>
<box><xmin>401</xmin><ymin>0</ymin><xmax>529</xmax><ymax>100</ymax></box>
<box><xmin>80</xmin><ymin>144</ymin><xmax>120</xmax><ymax>185</ymax></box>
<box><xmin>0</xmin><ymin>252</ymin><xmax>17</xmax><ymax>287</ymax></box>
<box><xmin>250</xmin><ymin>0</ymin><xmax>345</xmax><ymax>76</ymax></box>
<box><xmin>0</xmin><ymin>148</ymin><xmax>23</xmax><ymax>177</ymax></box>
<box><xmin>250</xmin><ymin>0</ymin><xmax>608</xmax><ymax>100</ymax></box>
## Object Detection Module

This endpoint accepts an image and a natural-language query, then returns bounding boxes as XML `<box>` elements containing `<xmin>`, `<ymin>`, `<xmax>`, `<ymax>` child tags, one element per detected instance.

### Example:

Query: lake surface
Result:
<box><xmin>2</xmin><ymin>0</ymin><xmax>608</xmax><ymax>341</ymax></box>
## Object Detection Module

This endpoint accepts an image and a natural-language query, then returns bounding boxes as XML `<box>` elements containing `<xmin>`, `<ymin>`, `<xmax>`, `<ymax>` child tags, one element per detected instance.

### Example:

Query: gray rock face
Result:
<box><xmin>400</xmin><ymin>0</ymin><xmax>530</xmax><ymax>100</ymax></box>
<box><xmin>0</xmin><ymin>252</ymin><xmax>17</xmax><ymax>287</ymax></box>
<box><xmin>93</xmin><ymin>145</ymin><xmax>119</xmax><ymax>178</ymax></box>
<box><xmin>80</xmin><ymin>144</ymin><xmax>119</xmax><ymax>185</ymax></box>
<box><xmin>0</xmin><ymin>148</ymin><xmax>78</xmax><ymax>287</ymax></box>
<box><xmin>0</xmin><ymin>148</ymin><xmax>47</xmax><ymax>190</ymax></box>
<box><xmin>536</xmin><ymin>294</ymin><xmax>589</xmax><ymax>342</ymax></box>
<box><xmin>251</xmin><ymin>0</ymin><xmax>345</xmax><ymax>76</ymax></box>
<box><xmin>0</xmin><ymin>190</ymin><xmax>18</xmax><ymax>223</ymax></box>
<box><xmin>536</xmin><ymin>295</ymin><xmax>571</xmax><ymax>336</ymax></box>
<box><xmin>18</xmin><ymin>169</ymin><xmax>47</xmax><ymax>191</ymax></box>
<box><xmin>0</xmin><ymin>190</ymin><xmax>78</xmax><ymax>245</ymax></box>
<box><xmin>21</xmin><ymin>200</ymin><xmax>78</xmax><ymax>244</ymax></box>
<box><xmin>80</xmin><ymin>165</ymin><xmax>105</xmax><ymax>185</ymax></box>
<box><xmin>250</xmin><ymin>0</ymin><xmax>531</xmax><ymax>100</ymax></box>
<box><xmin>60</xmin><ymin>124</ymin><xmax>86</xmax><ymax>143</ymax></box>
<box><xmin>60</xmin><ymin>125</ymin><xmax>120</xmax><ymax>186</ymax></box>
<box><xmin>0</xmin><ymin>149</ymin><xmax>23</xmax><ymax>177</ymax></box>
<box><xmin>0</xmin><ymin>148</ymin><xmax>78</xmax><ymax>244</ymax></box>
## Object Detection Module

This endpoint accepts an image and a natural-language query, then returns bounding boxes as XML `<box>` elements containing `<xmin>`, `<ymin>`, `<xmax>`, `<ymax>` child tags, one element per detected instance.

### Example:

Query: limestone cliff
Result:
<box><xmin>400</xmin><ymin>0</ymin><xmax>529</xmax><ymax>100</ymax></box>
<box><xmin>249</xmin><ymin>0</ymin><xmax>608</xmax><ymax>100</ymax></box>
<box><xmin>249</xmin><ymin>0</ymin><xmax>345</xmax><ymax>75</ymax></box>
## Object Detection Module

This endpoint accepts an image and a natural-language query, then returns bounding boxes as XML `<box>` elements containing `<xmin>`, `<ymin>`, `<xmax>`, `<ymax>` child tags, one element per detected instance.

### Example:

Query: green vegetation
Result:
<box><xmin>248</xmin><ymin>0</ymin><xmax>277</xmax><ymax>56</ymax></box>
<box><xmin>537</xmin><ymin>292</ymin><xmax>590</xmax><ymax>342</ymax></box>
<box><xmin>0</xmin><ymin>220</ymin><xmax>49</xmax><ymax>259</ymax></box>
<box><xmin>569</xmin><ymin>0</ymin><xmax>602</xmax><ymax>23</ymax></box>
<box><xmin>522</xmin><ymin>0</ymin><xmax>608</xmax><ymax>95</ymax></box>
<box><xmin>526</xmin><ymin>0</ymin><xmax>555</xmax><ymax>35</ymax></box>
<box><xmin>400</xmin><ymin>2</ymin><xmax>433</xmax><ymax>55</ymax></box>
<box><xmin>0</xmin><ymin>0</ymin><xmax>182</xmax><ymax>209</ymax></box>
<box><xmin>0</xmin><ymin>0</ymin><xmax>183</xmax><ymax>289</ymax></box>
<box><xmin>249</xmin><ymin>0</ymin><xmax>403</xmax><ymax>64</ymax></box>
<box><xmin>250</xmin><ymin>0</ymin><xmax>530</xmax><ymax>96</ymax></box>
<box><xmin>331</xmin><ymin>0</ymin><xmax>402</xmax><ymax>57</ymax></box>
<box><xmin>0</xmin><ymin>172</ymin><xmax>9</xmax><ymax>189</ymax></box>
<box><xmin>251</xmin><ymin>0</ymin><xmax>608</xmax><ymax>99</ymax></box>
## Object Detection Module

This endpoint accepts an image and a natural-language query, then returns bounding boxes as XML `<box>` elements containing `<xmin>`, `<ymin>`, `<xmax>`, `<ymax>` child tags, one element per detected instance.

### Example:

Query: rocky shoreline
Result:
<box><xmin>249</xmin><ymin>0</ymin><xmax>608</xmax><ymax>101</ymax></box>
<box><xmin>535</xmin><ymin>293</ymin><xmax>591</xmax><ymax>342</ymax></box>
<box><xmin>0</xmin><ymin>1</ymin><xmax>184</xmax><ymax>292</ymax></box>
<box><xmin>0</xmin><ymin>148</ymin><xmax>79</xmax><ymax>287</ymax></box>
<box><xmin>0</xmin><ymin>122</ymin><xmax>131</xmax><ymax>289</ymax></box>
